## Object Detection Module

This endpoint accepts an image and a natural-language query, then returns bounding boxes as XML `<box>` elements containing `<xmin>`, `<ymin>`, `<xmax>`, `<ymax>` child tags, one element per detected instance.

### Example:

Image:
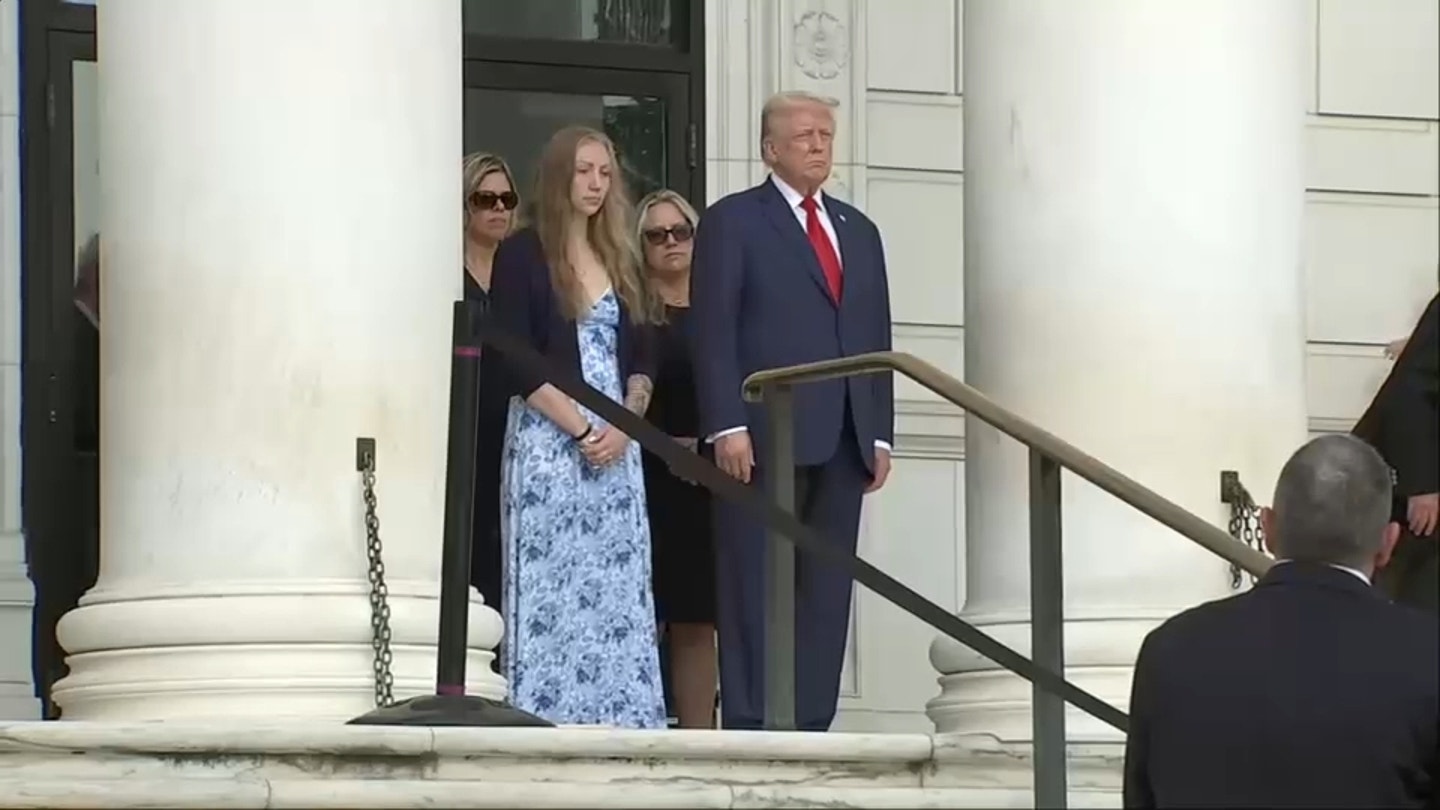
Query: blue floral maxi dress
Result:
<box><xmin>500</xmin><ymin>289</ymin><xmax>667</xmax><ymax>728</ymax></box>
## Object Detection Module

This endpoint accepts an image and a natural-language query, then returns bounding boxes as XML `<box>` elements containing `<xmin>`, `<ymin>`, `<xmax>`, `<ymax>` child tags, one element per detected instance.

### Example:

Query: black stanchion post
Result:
<box><xmin>436</xmin><ymin>300</ymin><xmax>481</xmax><ymax>695</ymax></box>
<box><xmin>348</xmin><ymin>300</ymin><xmax>551</xmax><ymax>727</ymax></box>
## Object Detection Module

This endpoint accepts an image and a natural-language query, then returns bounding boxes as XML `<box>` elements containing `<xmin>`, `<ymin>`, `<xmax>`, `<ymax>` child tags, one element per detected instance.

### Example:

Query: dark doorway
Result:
<box><xmin>462</xmin><ymin>0</ymin><xmax>703</xmax><ymax>204</ymax></box>
<box><xmin>18</xmin><ymin>0</ymin><xmax>705</xmax><ymax>715</ymax></box>
<box><xmin>464</xmin><ymin>64</ymin><xmax>692</xmax><ymax>202</ymax></box>
<box><xmin>19</xmin><ymin>1</ymin><xmax>100</xmax><ymax>718</ymax></box>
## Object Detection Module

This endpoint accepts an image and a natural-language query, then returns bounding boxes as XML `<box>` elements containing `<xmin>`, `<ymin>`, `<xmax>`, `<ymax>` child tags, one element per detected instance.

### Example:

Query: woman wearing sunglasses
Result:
<box><xmin>635</xmin><ymin>189</ymin><xmax>717</xmax><ymax>728</ymax></box>
<box><xmin>461</xmin><ymin>152</ymin><xmax>520</xmax><ymax>629</ymax></box>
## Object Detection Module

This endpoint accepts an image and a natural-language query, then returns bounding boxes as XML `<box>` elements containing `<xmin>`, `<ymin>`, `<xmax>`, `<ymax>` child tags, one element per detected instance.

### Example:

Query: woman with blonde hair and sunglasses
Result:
<box><xmin>634</xmin><ymin>189</ymin><xmax>717</xmax><ymax>728</ymax></box>
<box><xmin>461</xmin><ymin>152</ymin><xmax>520</xmax><ymax>620</ymax></box>
<box><xmin>489</xmin><ymin>126</ymin><xmax>666</xmax><ymax>727</ymax></box>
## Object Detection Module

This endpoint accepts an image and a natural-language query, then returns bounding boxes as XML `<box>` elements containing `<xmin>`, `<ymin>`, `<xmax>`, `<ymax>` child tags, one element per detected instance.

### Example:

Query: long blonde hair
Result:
<box><xmin>462</xmin><ymin>151</ymin><xmax>519</xmax><ymax>235</ymax></box>
<box><xmin>532</xmin><ymin>126</ymin><xmax>659</xmax><ymax>324</ymax></box>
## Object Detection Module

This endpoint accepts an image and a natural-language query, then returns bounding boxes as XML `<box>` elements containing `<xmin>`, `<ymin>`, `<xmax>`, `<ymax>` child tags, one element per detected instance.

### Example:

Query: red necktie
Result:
<box><xmin>800</xmin><ymin>195</ymin><xmax>843</xmax><ymax>301</ymax></box>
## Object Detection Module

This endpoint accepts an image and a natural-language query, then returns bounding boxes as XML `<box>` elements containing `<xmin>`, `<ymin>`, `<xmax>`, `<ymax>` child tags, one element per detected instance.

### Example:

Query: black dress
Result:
<box><xmin>465</xmin><ymin>271</ymin><xmax>508</xmax><ymax>612</ymax></box>
<box><xmin>642</xmin><ymin>305</ymin><xmax>716</xmax><ymax>624</ymax></box>
<box><xmin>1354</xmin><ymin>293</ymin><xmax>1439</xmax><ymax>611</ymax></box>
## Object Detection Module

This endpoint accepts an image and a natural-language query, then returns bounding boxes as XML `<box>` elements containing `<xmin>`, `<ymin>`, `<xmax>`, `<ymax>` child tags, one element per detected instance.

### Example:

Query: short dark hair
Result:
<box><xmin>1270</xmin><ymin>435</ymin><xmax>1393</xmax><ymax>569</ymax></box>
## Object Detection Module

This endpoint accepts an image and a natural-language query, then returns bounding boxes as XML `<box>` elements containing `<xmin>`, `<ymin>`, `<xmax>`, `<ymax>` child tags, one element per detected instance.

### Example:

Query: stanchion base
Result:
<box><xmin>347</xmin><ymin>694</ymin><xmax>554</xmax><ymax>727</ymax></box>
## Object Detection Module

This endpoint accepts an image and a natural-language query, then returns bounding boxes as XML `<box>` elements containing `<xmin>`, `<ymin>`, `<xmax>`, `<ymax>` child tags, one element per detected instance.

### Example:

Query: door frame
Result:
<box><xmin>19</xmin><ymin>2</ymin><xmax>96</xmax><ymax>592</ymax></box>
<box><xmin>18</xmin><ymin>0</ymin><xmax>98</xmax><ymax>714</ymax></box>
<box><xmin>464</xmin><ymin>61</ymin><xmax>696</xmax><ymax>204</ymax></box>
<box><xmin>462</xmin><ymin>1</ymin><xmax>706</xmax><ymax>204</ymax></box>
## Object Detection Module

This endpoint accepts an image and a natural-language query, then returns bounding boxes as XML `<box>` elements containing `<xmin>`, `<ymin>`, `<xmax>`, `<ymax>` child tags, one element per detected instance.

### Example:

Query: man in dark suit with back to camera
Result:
<box><xmin>1124</xmin><ymin>434</ymin><xmax>1439</xmax><ymax>809</ymax></box>
<box><xmin>690</xmin><ymin>90</ymin><xmax>895</xmax><ymax>731</ymax></box>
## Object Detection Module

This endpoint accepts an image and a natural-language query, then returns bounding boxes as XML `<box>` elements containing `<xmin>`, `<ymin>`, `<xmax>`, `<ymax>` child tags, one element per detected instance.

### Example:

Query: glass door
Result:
<box><xmin>464</xmin><ymin>62</ymin><xmax>695</xmax><ymax>206</ymax></box>
<box><xmin>21</xmin><ymin>27</ymin><xmax>100</xmax><ymax>718</ymax></box>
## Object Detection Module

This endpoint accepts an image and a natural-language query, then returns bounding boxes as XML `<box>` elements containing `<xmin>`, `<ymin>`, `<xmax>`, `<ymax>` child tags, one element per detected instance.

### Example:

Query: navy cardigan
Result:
<box><xmin>489</xmin><ymin>227</ymin><xmax>655</xmax><ymax>400</ymax></box>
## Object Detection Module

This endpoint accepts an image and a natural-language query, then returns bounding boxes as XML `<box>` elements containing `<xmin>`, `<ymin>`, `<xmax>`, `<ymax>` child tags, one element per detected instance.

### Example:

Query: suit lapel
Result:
<box><xmin>758</xmin><ymin>181</ymin><xmax>837</xmax><ymax>304</ymax></box>
<box><xmin>826</xmin><ymin>192</ymin><xmax>859</xmax><ymax>298</ymax></box>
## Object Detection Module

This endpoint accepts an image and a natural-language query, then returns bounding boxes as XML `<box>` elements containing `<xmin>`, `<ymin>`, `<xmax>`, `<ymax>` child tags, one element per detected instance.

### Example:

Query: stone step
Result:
<box><xmin>0</xmin><ymin>721</ymin><xmax>1123</xmax><ymax>808</ymax></box>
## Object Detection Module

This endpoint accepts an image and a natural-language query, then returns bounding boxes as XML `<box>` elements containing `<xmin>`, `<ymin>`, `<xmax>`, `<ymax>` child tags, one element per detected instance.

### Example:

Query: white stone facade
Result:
<box><xmin>0</xmin><ymin>0</ymin><xmax>1436</xmax><ymax>728</ymax></box>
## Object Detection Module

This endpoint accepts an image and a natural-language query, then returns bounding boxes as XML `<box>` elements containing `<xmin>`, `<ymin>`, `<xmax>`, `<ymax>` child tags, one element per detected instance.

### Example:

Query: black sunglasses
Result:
<box><xmin>642</xmin><ymin>223</ymin><xmax>694</xmax><ymax>246</ymax></box>
<box><xmin>468</xmin><ymin>190</ymin><xmax>519</xmax><ymax>211</ymax></box>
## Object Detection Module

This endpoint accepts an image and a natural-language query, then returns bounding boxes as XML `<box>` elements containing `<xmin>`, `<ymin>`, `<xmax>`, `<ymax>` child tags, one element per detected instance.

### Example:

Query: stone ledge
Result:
<box><xmin>0</xmin><ymin>721</ymin><xmax>1124</xmax><ymax>809</ymax></box>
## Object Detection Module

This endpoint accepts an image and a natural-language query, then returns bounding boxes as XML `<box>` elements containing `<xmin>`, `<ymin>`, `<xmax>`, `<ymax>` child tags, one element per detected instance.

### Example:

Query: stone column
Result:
<box><xmin>51</xmin><ymin>0</ymin><xmax>504</xmax><ymax>721</ymax></box>
<box><xmin>928</xmin><ymin>0</ymin><xmax>1310</xmax><ymax>739</ymax></box>
<box><xmin>0</xmin><ymin>0</ymin><xmax>41</xmax><ymax>721</ymax></box>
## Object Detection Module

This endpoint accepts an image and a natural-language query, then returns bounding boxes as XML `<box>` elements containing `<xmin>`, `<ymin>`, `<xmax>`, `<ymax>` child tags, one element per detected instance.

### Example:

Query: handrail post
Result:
<box><xmin>763</xmin><ymin>384</ymin><xmax>797</xmax><ymax>730</ymax></box>
<box><xmin>1029</xmin><ymin>450</ymin><xmax>1067</xmax><ymax>808</ymax></box>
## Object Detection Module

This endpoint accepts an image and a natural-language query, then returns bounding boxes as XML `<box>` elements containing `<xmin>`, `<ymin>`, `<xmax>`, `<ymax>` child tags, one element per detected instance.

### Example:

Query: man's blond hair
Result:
<box><xmin>759</xmin><ymin>90</ymin><xmax>840</xmax><ymax>148</ymax></box>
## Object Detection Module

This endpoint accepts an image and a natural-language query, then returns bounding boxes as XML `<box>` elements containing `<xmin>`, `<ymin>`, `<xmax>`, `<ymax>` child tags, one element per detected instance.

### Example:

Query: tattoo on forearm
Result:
<box><xmin>625</xmin><ymin>375</ymin><xmax>653</xmax><ymax>416</ymax></box>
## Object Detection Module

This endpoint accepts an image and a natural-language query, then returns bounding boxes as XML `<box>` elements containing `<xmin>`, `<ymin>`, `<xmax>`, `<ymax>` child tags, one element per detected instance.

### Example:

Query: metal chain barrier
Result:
<box><xmin>358</xmin><ymin>438</ymin><xmax>396</xmax><ymax>708</ymax></box>
<box><xmin>1220</xmin><ymin>470</ymin><xmax>1266</xmax><ymax>589</ymax></box>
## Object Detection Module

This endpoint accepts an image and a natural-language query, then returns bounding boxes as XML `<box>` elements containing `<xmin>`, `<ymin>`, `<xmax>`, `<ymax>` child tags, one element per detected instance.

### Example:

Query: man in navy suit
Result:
<box><xmin>690</xmin><ymin>91</ymin><xmax>895</xmax><ymax>731</ymax></box>
<box><xmin>1123</xmin><ymin>435</ymin><xmax>1439</xmax><ymax>809</ymax></box>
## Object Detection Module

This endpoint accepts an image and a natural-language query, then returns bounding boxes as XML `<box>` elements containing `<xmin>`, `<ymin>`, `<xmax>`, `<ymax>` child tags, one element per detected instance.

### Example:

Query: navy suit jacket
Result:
<box><xmin>690</xmin><ymin>179</ymin><xmax>894</xmax><ymax>469</ymax></box>
<box><xmin>488</xmin><ymin>227</ymin><xmax>655</xmax><ymax>401</ymax></box>
<box><xmin>1124</xmin><ymin>562</ymin><xmax>1439</xmax><ymax>809</ymax></box>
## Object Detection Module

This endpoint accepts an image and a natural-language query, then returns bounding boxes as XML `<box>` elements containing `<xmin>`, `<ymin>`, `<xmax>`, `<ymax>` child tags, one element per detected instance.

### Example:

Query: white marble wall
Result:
<box><xmin>706</xmin><ymin>0</ymin><xmax>1439</xmax><ymax>732</ymax></box>
<box><xmin>0</xmin><ymin>0</ymin><xmax>40</xmax><ymax>720</ymax></box>
<box><xmin>1304</xmin><ymin>0</ymin><xmax>1440</xmax><ymax>432</ymax></box>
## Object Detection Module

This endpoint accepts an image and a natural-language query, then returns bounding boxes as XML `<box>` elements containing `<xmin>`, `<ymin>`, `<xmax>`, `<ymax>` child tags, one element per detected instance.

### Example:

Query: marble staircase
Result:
<box><xmin>0</xmin><ymin>721</ymin><xmax>1123</xmax><ymax>808</ymax></box>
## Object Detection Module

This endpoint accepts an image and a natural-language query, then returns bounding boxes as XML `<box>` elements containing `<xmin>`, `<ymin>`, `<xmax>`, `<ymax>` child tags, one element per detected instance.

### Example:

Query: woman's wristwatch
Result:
<box><xmin>573</xmin><ymin>424</ymin><xmax>594</xmax><ymax>443</ymax></box>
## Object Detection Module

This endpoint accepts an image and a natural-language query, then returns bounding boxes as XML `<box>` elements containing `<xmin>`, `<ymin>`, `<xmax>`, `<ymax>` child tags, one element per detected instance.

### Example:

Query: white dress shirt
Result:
<box><xmin>770</xmin><ymin>173</ymin><xmax>842</xmax><ymax>266</ymax></box>
<box><xmin>1273</xmin><ymin>559</ymin><xmax>1372</xmax><ymax>585</ymax></box>
<box><xmin>707</xmin><ymin>175</ymin><xmax>891</xmax><ymax>454</ymax></box>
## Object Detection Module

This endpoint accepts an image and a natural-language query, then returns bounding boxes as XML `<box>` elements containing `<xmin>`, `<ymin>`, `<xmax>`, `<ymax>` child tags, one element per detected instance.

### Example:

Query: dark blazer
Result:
<box><xmin>1124</xmin><ymin>562</ymin><xmax>1439</xmax><ymax>809</ymax></box>
<box><xmin>488</xmin><ymin>227</ymin><xmax>655</xmax><ymax>401</ymax></box>
<box><xmin>1355</xmin><ymin>294</ymin><xmax>1440</xmax><ymax>506</ymax></box>
<box><xmin>690</xmin><ymin>179</ymin><xmax>894</xmax><ymax>468</ymax></box>
<box><xmin>464</xmin><ymin>271</ymin><xmax>507</xmax><ymax>606</ymax></box>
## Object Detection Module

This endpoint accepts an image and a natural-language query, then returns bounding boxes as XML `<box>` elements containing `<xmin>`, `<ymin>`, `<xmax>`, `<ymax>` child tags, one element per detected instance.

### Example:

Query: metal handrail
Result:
<box><xmin>743</xmin><ymin>350</ymin><xmax>1273</xmax><ymax>576</ymax></box>
<box><xmin>476</xmin><ymin>312</ymin><xmax>1246</xmax><ymax>808</ymax></box>
<box><xmin>744</xmin><ymin>350</ymin><xmax>1272</xmax><ymax>809</ymax></box>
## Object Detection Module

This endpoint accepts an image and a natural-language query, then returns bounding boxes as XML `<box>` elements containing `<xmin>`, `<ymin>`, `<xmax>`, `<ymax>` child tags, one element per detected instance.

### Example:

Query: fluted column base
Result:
<box><xmin>53</xmin><ymin>578</ymin><xmax>503</xmax><ymax>722</ymax></box>
<box><xmin>925</xmin><ymin>610</ymin><xmax>1172</xmax><ymax>742</ymax></box>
